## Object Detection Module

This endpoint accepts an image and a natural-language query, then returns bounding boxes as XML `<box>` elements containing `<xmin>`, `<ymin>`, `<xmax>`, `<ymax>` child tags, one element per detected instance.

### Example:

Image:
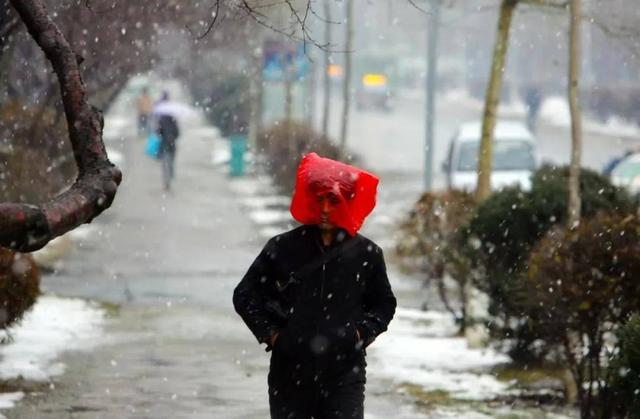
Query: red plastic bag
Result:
<box><xmin>290</xmin><ymin>153</ymin><xmax>379</xmax><ymax>236</ymax></box>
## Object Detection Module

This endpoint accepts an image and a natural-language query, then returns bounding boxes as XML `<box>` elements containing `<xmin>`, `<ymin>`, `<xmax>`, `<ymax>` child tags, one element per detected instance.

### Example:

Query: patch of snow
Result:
<box><xmin>102</xmin><ymin>116</ymin><xmax>130</xmax><ymax>140</ymax></box>
<box><xmin>68</xmin><ymin>224</ymin><xmax>97</xmax><ymax>241</ymax></box>
<box><xmin>585</xmin><ymin>115</ymin><xmax>640</xmax><ymax>138</ymax></box>
<box><xmin>229</xmin><ymin>177</ymin><xmax>277</xmax><ymax>196</ymax></box>
<box><xmin>369</xmin><ymin>307</ymin><xmax>512</xmax><ymax>401</ymax></box>
<box><xmin>260</xmin><ymin>226</ymin><xmax>285</xmax><ymax>239</ymax></box>
<box><xmin>106</xmin><ymin>147</ymin><xmax>125</xmax><ymax>168</ymax></box>
<box><xmin>442</xmin><ymin>88</ymin><xmax>482</xmax><ymax>109</ymax></box>
<box><xmin>0</xmin><ymin>296</ymin><xmax>105</xmax><ymax>382</ymax></box>
<box><xmin>540</xmin><ymin>96</ymin><xmax>572</xmax><ymax>127</ymax></box>
<box><xmin>540</xmin><ymin>96</ymin><xmax>640</xmax><ymax>138</ymax></box>
<box><xmin>0</xmin><ymin>392</ymin><xmax>23</xmax><ymax>412</ymax></box>
<box><xmin>241</xmin><ymin>196</ymin><xmax>290</xmax><ymax>209</ymax></box>
<box><xmin>249</xmin><ymin>209</ymin><xmax>291</xmax><ymax>225</ymax></box>
<box><xmin>212</xmin><ymin>148</ymin><xmax>231</xmax><ymax>166</ymax></box>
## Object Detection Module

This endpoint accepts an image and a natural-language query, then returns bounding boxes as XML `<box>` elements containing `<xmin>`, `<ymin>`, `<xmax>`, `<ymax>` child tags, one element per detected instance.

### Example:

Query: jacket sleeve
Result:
<box><xmin>357</xmin><ymin>246</ymin><xmax>397</xmax><ymax>347</ymax></box>
<box><xmin>233</xmin><ymin>239</ymin><xmax>280</xmax><ymax>345</ymax></box>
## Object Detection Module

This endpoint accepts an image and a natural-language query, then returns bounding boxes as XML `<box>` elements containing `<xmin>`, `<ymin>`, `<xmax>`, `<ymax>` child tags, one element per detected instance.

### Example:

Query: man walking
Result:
<box><xmin>234</xmin><ymin>153</ymin><xmax>396</xmax><ymax>419</ymax></box>
<box><xmin>154</xmin><ymin>91</ymin><xmax>180</xmax><ymax>191</ymax></box>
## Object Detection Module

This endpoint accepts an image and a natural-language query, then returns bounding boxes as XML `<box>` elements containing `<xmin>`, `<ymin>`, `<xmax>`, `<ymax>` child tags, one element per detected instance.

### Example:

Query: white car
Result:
<box><xmin>610</xmin><ymin>152</ymin><xmax>640</xmax><ymax>196</ymax></box>
<box><xmin>442</xmin><ymin>120</ymin><xmax>539</xmax><ymax>191</ymax></box>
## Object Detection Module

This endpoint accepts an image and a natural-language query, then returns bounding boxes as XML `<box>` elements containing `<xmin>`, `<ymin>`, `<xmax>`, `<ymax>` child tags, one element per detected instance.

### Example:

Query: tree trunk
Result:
<box><xmin>248</xmin><ymin>32</ymin><xmax>263</xmax><ymax>156</ymax></box>
<box><xmin>321</xmin><ymin>0</ymin><xmax>332</xmax><ymax>139</ymax></box>
<box><xmin>338</xmin><ymin>0</ymin><xmax>353</xmax><ymax>161</ymax></box>
<box><xmin>475</xmin><ymin>0</ymin><xmax>517</xmax><ymax>202</ymax></box>
<box><xmin>567</xmin><ymin>0</ymin><xmax>583</xmax><ymax>227</ymax></box>
<box><xmin>0</xmin><ymin>0</ymin><xmax>121</xmax><ymax>252</ymax></box>
<box><xmin>284</xmin><ymin>50</ymin><xmax>295</xmax><ymax>155</ymax></box>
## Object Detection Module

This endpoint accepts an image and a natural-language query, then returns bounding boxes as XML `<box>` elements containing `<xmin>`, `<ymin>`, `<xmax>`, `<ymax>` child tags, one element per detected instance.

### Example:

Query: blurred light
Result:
<box><xmin>362</xmin><ymin>73</ymin><xmax>387</xmax><ymax>87</ymax></box>
<box><xmin>327</xmin><ymin>64</ymin><xmax>343</xmax><ymax>79</ymax></box>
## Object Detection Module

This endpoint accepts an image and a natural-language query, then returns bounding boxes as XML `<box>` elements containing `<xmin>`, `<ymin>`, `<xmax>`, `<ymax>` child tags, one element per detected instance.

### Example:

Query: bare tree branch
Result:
<box><xmin>1</xmin><ymin>0</ymin><xmax>121</xmax><ymax>252</ymax></box>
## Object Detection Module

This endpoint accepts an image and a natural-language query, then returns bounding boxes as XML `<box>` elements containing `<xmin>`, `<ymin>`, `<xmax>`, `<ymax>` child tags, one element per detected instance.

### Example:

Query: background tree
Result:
<box><xmin>567</xmin><ymin>0</ymin><xmax>583</xmax><ymax>226</ymax></box>
<box><xmin>321</xmin><ymin>0</ymin><xmax>333</xmax><ymax>139</ymax></box>
<box><xmin>338</xmin><ymin>0</ymin><xmax>354</xmax><ymax>161</ymax></box>
<box><xmin>475</xmin><ymin>0</ymin><xmax>517</xmax><ymax>202</ymax></box>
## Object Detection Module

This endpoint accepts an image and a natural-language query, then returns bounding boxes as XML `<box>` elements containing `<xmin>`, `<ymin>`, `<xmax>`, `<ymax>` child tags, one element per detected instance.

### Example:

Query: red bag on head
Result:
<box><xmin>290</xmin><ymin>153</ymin><xmax>379</xmax><ymax>236</ymax></box>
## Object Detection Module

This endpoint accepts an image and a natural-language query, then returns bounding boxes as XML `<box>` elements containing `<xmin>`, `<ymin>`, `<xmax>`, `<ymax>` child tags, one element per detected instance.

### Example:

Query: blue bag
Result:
<box><xmin>145</xmin><ymin>133</ymin><xmax>161</xmax><ymax>159</ymax></box>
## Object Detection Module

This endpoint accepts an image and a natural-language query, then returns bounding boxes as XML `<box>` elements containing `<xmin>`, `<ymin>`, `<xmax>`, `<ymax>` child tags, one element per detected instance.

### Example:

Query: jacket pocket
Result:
<box><xmin>332</xmin><ymin>321</ymin><xmax>360</xmax><ymax>358</ymax></box>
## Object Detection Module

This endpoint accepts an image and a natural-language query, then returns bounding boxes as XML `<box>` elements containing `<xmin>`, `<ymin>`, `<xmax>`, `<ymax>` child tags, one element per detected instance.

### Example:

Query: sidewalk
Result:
<box><xmin>9</xmin><ymin>81</ymin><xmax>271</xmax><ymax>418</ymax></box>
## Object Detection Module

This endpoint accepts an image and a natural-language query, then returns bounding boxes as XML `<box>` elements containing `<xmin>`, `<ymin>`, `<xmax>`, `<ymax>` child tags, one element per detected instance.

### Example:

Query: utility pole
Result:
<box><xmin>321</xmin><ymin>0</ymin><xmax>332</xmax><ymax>138</ymax></box>
<box><xmin>567</xmin><ymin>0</ymin><xmax>583</xmax><ymax>227</ymax></box>
<box><xmin>424</xmin><ymin>0</ymin><xmax>440</xmax><ymax>191</ymax></box>
<box><xmin>338</xmin><ymin>0</ymin><xmax>354</xmax><ymax>161</ymax></box>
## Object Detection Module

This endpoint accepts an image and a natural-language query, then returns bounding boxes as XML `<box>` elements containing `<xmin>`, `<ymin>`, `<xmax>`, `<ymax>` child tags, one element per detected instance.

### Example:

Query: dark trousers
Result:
<box><xmin>268</xmin><ymin>356</ymin><xmax>366</xmax><ymax>419</ymax></box>
<box><xmin>161</xmin><ymin>148</ymin><xmax>175</xmax><ymax>190</ymax></box>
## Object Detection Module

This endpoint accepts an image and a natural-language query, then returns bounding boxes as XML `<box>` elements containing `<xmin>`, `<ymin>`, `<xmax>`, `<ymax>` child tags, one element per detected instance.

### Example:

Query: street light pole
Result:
<box><xmin>424</xmin><ymin>0</ymin><xmax>440</xmax><ymax>191</ymax></box>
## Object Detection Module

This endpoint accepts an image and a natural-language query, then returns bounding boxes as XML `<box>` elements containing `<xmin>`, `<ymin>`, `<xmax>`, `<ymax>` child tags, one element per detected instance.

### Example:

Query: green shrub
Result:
<box><xmin>465</xmin><ymin>166</ymin><xmax>638</xmax><ymax>363</ymax></box>
<box><xmin>191</xmin><ymin>72</ymin><xmax>251</xmax><ymax>137</ymax></box>
<box><xmin>258</xmin><ymin>121</ymin><xmax>341</xmax><ymax>193</ymax></box>
<box><xmin>530</xmin><ymin>165</ymin><xmax>637</xmax><ymax>225</ymax></box>
<box><xmin>526</xmin><ymin>214</ymin><xmax>640</xmax><ymax>417</ymax></box>
<box><xmin>396</xmin><ymin>190</ymin><xmax>476</xmax><ymax>332</ymax></box>
<box><xmin>606</xmin><ymin>315</ymin><xmax>640</xmax><ymax>418</ymax></box>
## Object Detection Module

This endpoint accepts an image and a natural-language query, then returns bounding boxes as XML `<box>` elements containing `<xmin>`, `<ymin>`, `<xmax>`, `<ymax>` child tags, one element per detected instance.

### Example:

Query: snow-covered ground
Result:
<box><xmin>370</xmin><ymin>308</ymin><xmax>512</xmax><ymax>401</ymax></box>
<box><xmin>442</xmin><ymin>89</ymin><xmax>640</xmax><ymax>139</ymax></box>
<box><xmin>0</xmin><ymin>296</ymin><xmax>105</xmax><ymax>414</ymax></box>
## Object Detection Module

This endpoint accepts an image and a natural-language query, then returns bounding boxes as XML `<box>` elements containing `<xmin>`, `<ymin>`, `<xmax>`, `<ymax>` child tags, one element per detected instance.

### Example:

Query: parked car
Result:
<box><xmin>610</xmin><ymin>152</ymin><xmax>640</xmax><ymax>196</ymax></box>
<box><xmin>442</xmin><ymin>120</ymin><xmax>539</xmax><ymax>191</ymax></box>
<box><xmin>355</xmin><ymin>73</ymin><xmax>392</xmax><ymax>111</ymax></box>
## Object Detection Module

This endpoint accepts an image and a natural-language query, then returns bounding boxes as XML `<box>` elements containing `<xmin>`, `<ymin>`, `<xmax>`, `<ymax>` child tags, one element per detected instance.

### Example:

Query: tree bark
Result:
<box><xmin>284</xmin><ymin>49</ymin><xmax>295</xmax><ymax>155</ymax></box>
<box><xmin>248</xmin><ymin>29</ymin><xmax>263</xmax><ymax>156</ymax></box>
<box><xmin>338</xmin><ymin>0</ymin><xmax>353</xmax><ymax>161</ymax></box>
<box><xmin>475</xmin><ymin>0</ymin><xmax>517</xmax><ymax>202</ymax></box>
<box><xmin>567</xmin><ymin>0</ymin><xmax>582</xmax><ymax>227</ymax></box>
<box><xmin>0</xmin><ymin>0</ymin><xmax>121</xmax><ymax>252</ymax></box>
<box><xmin>321</xmin><ymin>0</ymin><xmax>332</xmax><ymax>139</ymax></box>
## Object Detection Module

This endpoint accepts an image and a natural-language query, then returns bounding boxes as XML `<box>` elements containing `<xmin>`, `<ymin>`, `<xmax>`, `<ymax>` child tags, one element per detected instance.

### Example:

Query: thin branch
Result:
<box><xmin>309</xmin><ymin>1</ymin><xmax>341</xmax><ymax>25</ymax></box>
<box><xmin>195</xmin><ymin>0</ymin><xmax>220</xmax><ymax>39</ymax></box>
<box><xmin>406</xmin><ymin>0</ymin><xmax>431</xmax><ymax>15</ymax></box>
<box><xmin>519</xmin><ymin>0</ymin><xmax>569</xmax><ymax>9</ymax></box>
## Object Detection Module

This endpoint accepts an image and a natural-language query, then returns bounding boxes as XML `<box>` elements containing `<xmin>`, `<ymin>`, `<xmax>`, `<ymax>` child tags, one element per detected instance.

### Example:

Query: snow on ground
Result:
<box><xmin>369</xmin><ymin>307</ymin><xmax>513</xmax><ymax>401</ymax></box>
<box><xmin>0</xmin><ymin>296</ymin><xmax>105</xmax><ymax>383</ymax></box>
<box><xmin>241</xmin><ymin>195</ymin><xmax>291</xmax><ymax>209</ymax></box>
<box><xmin>443</xmin><ymin>89</ymin><xmax>640</xmax><ymax>139</ymax></box>
<box><xmin>0</xmin><ymin>392</ymin><xmax>24</xmax><ymax>417</ymax></box>
<box><xmin>537</xmin><ymin>95</ymin><xmax>640</xmax><ymax>138</ymax></box>
<box><xmin>249</xmin><ymin>209</ymin><xmax>291</xmax><ymax>225</ymax></box>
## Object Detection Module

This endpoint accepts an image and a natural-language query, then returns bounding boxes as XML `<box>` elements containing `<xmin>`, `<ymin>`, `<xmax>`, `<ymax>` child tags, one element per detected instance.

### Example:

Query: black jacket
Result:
<box><xmin>156</xmin><ymin>114</ymin><xmax>180</xmax><ymax>153</ymax></box>
<box><xmin>233</xmin><ymin>225</ymin><xmax>396</xmax><ymax>372</ymax></box>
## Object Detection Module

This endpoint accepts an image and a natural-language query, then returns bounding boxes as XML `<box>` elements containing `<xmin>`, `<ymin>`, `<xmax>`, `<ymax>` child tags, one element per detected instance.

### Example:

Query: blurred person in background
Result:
<box><xmin>524</xmin><ymin>85</ymin><xmax>542</xmax><ymax>133</ymax></box>
<box><xmin>153</xmin><ymin>91</ymin><xmax>180</xmax><ymax>191</ymax></box>
<box><xmin>136</xmin><ymin>87</ymin><xmax>153</xmax><ymax>136</ymax></box>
